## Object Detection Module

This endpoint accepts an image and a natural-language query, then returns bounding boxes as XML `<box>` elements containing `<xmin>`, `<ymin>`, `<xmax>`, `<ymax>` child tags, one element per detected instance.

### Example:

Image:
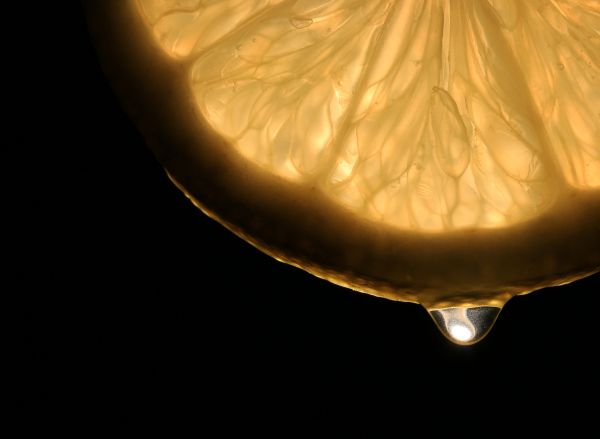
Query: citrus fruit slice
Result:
<box><xmin>85</xmin><ymin>0</ymin><xmax>600</xmax><ymax>344</ymax></box>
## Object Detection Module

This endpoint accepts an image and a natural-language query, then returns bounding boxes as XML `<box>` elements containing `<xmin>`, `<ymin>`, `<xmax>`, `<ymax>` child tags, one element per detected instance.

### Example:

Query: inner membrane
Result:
<box><xmin>138</xmin><ymin>0</ymin><xmax>600</xmax><ymax>231</ymax></box>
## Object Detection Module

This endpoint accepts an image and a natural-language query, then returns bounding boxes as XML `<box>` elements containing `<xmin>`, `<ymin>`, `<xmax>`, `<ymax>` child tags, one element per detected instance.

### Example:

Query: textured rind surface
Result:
<box><xmin>85</xmin><ymin>0</ymin><xmax>600</xmax><ymax>307</ymax></box>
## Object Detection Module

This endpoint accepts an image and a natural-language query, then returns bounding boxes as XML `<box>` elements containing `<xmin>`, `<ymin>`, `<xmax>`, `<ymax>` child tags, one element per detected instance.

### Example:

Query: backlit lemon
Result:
<box><xmin>85</xmin><ymin>0</ymin><xmax>600</xmax><ymax>341</ymax></box>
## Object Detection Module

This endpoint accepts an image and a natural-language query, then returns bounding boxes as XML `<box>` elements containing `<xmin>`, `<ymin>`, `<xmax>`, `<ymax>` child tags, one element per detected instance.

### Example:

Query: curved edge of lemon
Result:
<box><xmin>84</xmin><ymin>0</ymin><xmax>600</xmax><ymax>308</ymax></box>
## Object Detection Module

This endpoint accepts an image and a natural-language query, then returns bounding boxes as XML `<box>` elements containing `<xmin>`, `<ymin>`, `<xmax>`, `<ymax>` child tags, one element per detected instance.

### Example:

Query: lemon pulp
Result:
<box><xmin>138</xmin><ymin>0</ymin><xmax>599</xmax><ymax>231</ymax></box>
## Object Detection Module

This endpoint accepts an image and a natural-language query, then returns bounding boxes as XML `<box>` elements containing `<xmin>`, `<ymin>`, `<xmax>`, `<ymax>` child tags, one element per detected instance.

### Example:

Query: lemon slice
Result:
<box><xmin>85</xmin><ymin>0</ymin><xmax>600</xmax><ymax>342</ymax></box>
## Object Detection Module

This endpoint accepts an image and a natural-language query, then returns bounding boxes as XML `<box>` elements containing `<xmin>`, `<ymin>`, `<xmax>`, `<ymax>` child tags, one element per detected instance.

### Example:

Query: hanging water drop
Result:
<box><xmin>428</xmin><ymin>306</ymin><xmax>502</xmax><ymax>345</ymax></box>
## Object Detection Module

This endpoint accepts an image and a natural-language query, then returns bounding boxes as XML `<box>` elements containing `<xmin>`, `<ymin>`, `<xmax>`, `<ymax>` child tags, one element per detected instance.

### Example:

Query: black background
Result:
<box><xmin>17</xmin><ymin>1</ymin><xmax>600</xmax><ymax>427</ymax></box>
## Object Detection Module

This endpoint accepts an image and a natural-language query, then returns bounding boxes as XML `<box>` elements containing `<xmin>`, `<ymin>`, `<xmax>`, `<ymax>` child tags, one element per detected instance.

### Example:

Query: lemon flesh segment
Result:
<box><xmin>495</xmin><ymin>0</ymin><xmax>600</xmax><ymax>188</ymax></box>
<box><xmin>137</xmin><ymin>0</ymin><xmax>599</xmax><ymax>233</ymax></box>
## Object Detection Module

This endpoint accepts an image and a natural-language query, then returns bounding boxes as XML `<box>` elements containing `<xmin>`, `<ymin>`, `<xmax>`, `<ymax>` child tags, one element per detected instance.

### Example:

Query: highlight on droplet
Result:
<box><xmin>448</xmin><ymin>321</ymin><xmax>475</xmax><ymax>343</ymax></box>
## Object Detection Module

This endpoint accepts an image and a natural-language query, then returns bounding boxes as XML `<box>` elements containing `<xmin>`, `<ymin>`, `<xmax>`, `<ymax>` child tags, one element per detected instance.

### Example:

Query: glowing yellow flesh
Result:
<box><xmin>137</xmin><ymin>0</ymin><xmax>600</xmax><ymax>231</ymax></box>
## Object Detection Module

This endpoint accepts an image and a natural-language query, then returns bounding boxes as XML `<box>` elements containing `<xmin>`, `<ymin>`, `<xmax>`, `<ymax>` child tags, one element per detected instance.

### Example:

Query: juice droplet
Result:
<box><xmin>428</xmin><ymin>306</ymin><xmax>501</xmax><ymax>345</ymax></box>
<box><xmin>290</xmin><ymin>17</ymin><xmax>313</xmax><ymax>29</ymax></box>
